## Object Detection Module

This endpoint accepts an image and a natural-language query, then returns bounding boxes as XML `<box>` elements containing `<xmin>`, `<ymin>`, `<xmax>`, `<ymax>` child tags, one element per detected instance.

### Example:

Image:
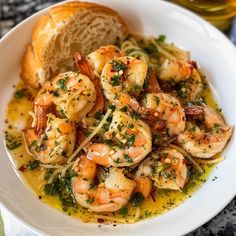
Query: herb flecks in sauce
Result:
<box><xmin>4</xmin><ymin>36</ymin><xmax>223</xmax><ymax>223</ymax></box>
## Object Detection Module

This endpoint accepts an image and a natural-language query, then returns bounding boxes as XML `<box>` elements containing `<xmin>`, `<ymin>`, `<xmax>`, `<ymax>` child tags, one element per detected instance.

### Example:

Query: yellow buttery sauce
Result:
<box><xmin>4</xmin><ymin>80</ymin><xmax>220</xmax><ymax>224</ymax></box>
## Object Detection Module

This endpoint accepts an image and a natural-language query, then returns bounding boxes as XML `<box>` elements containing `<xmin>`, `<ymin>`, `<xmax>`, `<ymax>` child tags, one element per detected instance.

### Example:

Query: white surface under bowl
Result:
<box><xmin>0</xmin><ymin>0</ymin><xmax>236</xmax><ymax>235</ymax></box>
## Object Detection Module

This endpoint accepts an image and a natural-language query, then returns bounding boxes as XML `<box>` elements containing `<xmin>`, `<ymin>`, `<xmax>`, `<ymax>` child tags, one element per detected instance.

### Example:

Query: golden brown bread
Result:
<box><xmin>21</xmin><ymin>1</ymin><xmax>128</xmax><ymax>88</ymax></box>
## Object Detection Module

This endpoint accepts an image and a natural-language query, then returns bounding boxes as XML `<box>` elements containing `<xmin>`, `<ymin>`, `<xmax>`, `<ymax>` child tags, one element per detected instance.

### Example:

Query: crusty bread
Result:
<box><xmin>21</xmin><ymin>1</ymin><xmax>128</xmax><ymax>88</ymax></box>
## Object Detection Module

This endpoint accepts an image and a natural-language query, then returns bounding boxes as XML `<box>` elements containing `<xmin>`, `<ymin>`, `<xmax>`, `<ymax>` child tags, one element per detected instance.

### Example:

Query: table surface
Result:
<box><xmin>0</xmin><ymin>0</ymin><xmax>236</xmax><ymax>235</ymax></box>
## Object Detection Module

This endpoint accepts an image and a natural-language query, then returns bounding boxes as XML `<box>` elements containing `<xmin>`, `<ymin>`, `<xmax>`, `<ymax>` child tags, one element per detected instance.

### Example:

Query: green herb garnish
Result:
<box><xmin>14</xmin><ymin>90</ymin><xmax>25</xmax><ymax>98</ymax></box>
<box><xmin>86</xmin><ymin>197</ymin><xmax>95</xmax><ymax>204</ymax></box>
<box><xmin>57</xmin><ymin>79</ymin><xmax>67</xmax><ymax>90</ymax></box>
<box><xmin>119</xmin><ymin>207</ymin><xmax>128</xmax><ymax>216</ymax></box>
<box><xmin>127</xmin><ymin>134</ymin><xmax>135</xmax><ymax>146</ymax></box>
<box><xmin>27</xmin><ymin>160</ymin><xmax>40</xmax><ymax>171</ymax></box>
<box><xmin>131</xmin><ymin>192</ymin><xmax>144</xmax><ymax>207</ymax></box>
<box><xmin>111</xmin><ymin>60</ymin><xmax>127</xmax><ymax>72</ymax></box>
<box><xmin>124</xmin><ymin>154</ymin><xmax>133</xmax><ymax>163</ymax></box>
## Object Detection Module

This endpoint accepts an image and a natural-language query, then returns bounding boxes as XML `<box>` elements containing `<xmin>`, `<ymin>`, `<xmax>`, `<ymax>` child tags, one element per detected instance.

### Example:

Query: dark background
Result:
<box><xmin>0</xmin><ymin>0</ymin><xmax>235</xmax><ymax>235</ymax></box>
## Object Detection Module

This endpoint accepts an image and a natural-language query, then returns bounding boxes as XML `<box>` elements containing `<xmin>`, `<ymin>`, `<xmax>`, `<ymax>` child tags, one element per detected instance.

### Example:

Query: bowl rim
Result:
<box><xmin>0</xmin><ymin>0</ymin><xmax>236</xmax><ymax>235</ymax></box>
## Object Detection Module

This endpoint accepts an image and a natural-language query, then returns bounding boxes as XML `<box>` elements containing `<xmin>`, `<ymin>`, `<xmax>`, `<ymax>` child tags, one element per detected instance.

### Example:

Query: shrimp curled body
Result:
<box><xmin>71</xmin><ymin>155</ymin><xmax>136</xmax><ymax>212</ymax></box>
<box><xmin>87</xmin><ymin>110</ymin><xmax>152</xmax><ymax>167</ymax></box>
<box><xmin>178</xmin><ymin>105</ymin><xmax>233</xmax><ymax>158</ymax></box>
<box><xmin>34</xmin><ymin>71</ymin><xmax>96</xmax><ymax>133</ymax></box>
<box><xmin>141</xmin><ymin>93</ymin><xmax>186</xmax><ymax>136</ymax></box>
<box><xmin>25</xmin><ymin>114</ymin><xmax>76</xmax><ymax>164</ymax></box>
<box><xmin>159</xmin><ymin>59</ymin><xmax>202</xmax><ymax>101</ymax></box>
<box><xmin>87</xmin><ymin>45</ymin><xmax>123</xmax><ymax>75</ymax></box>
<box><xmin>101</xmin><ymin>56</ymin><xmax>148</xmax><ymax>102</ymax></box>
<box><xmin>136</xmin><ymin>148</ymin><xmax>188</xmax><ymax>191</ymax></box>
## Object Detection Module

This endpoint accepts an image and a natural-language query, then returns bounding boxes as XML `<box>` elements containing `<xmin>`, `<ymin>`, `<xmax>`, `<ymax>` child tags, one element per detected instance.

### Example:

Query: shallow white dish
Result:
<box><xmin>0</xmin><ymin>0</ymin><xmax>236</xmax><ymax>235</ymax></box>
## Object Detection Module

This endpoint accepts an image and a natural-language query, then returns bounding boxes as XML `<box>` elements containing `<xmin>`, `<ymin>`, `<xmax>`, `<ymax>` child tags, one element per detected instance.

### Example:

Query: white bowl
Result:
<box><xmin>0</xmin><ymin>0</ymin><xmax>236</xmax><ymax>235</ymax></box>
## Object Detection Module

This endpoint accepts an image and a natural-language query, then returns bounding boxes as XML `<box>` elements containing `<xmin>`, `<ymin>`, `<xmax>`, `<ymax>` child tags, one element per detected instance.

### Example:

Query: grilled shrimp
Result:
<box><xmin>158</xmin><ymin>59</ymin><xmax>202</xmax><ymax>101</ymax></box>
<box><xmin>71</xmin><ymin>155</ymin><xmax>136</xmax><ymax>212</ymax></box>
<box><xmin>135</xmin><ymin>148</ymin><xmax>188</xmax><ymax>191</ymax></box>
<box><xmin>178</xmin><ymin>105</ymin><xmax>233</xmax><ymax>158</ymax></box>
<box><xmin>33</xmin><ymin>71</ymin><xmax>96</xmax><ymax>133</ymax></box>
<box><xmin>25</xmin><ymin>114</ymin><xmax>76</xmax><ymax>164</ymax></box>
<box><xmin>87</xmin><ymin>45</ymin><xmax>123</xmax><ymax>74</ymax></box>
<box><xmin>87</xmin><ymin>110</ymin><xmax>152</xmax><ymax>167</ymax></box>
<box><xmin>141</xmin><ymin>93</ymin><xmax>186</xmax><ymax>136</ymax></box>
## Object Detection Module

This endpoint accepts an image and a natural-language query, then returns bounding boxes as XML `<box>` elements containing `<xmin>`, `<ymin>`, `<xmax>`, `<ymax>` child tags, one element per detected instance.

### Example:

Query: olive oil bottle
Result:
<box><xmin>172</xmin><ymin>0</ymin><xmax>236</xmax><ymax>30</ymax></box>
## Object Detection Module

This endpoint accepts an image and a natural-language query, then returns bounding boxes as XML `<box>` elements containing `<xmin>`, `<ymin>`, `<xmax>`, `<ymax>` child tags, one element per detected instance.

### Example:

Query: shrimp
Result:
<box><xmin>74</xmin><ymin>53</ymin><xmax>105</xmax><ymax>117</ymax></box>
<box><xmin>87</xmin><ymin>45</ymin><xmax>123</xmax><ymax>74</ymax></box>
<box><xmin>101</xmin><ymin>56</ymin><xmax>159</xmax><ymax>120</ymax></box>
<box><xmin>71</xmin><ymin>155</ymin><xmax>136</xmax><ymax>212</ymax></box>
<box><xmin>133</xmin><ymin>176</ymin><xmax>152</xmax><ymax>199</ymax></box>
<box><xmin>158</xmin><ymin>59</ymin><xmax>202</xmax><ymax>101</ymax></box>
<box><xmin>177</xmin><ymin>105</ymin><xmax>233</xmax><ymax>158</ymax></box>
<box><xmin>141</xmin><ymin>93</ymin><xmax>186</xmax><ymax>136</ymax></box>
<box><xmin>101</xmin><ymin>56</ymin><xmax>148</xmax><ymax>102</ymax></box>
<box><xmin>25</xmin><ymin>114</ymin><xmax>76</xmax><ymax>164</ymax></box>
<box><xmin>87</xmin><ymin>110</ymin><xmax>152</xmax><ymax>167</ymax></box>
<box><xmin>33</xmin><ymin>71</ymin><xmax>96</xmax><ymax>133</ymax></box>
<box><xmin>135</xmin><ymin>148</ymin><xmax>188</xmax><ymax>190</ymax></box>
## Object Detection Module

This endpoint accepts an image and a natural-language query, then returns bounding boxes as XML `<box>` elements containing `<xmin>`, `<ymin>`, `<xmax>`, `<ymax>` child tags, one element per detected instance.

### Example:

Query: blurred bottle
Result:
<box><xmin>172</xmin><ymin>0</ymin><xmax>236</xmax><ymax>30</ymax></box>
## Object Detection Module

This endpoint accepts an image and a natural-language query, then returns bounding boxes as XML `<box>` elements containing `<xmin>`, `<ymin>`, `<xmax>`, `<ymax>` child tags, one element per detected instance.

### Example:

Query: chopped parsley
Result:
<box><xmin>53</xmin><ymin>90</ymin><xmax>60</xmax><ymax>97</ymax></box>
<box><xmin>120</xmin><ymin>106</ymin><xmax>128</xmax><ymax>112</ymax></box>
<box><xmin>119</xmin><ymin>207</ymin><xmax>128</xmax><ymax>216</ymax></box>
<box><xmin>94</xmin><ymin>111</ymin><xmax>103</xmax><ymax>120</ymax></box>
<box><xmin>104</xmin><ymin>139</ymin><xmax>113</xmax><ymax>145</ymax></box>
<box><xmin>27</xmin><ymin>160</ymin><xmax>40</xmax><ymax>171</ymax></box>
<box><xmin>156</xmin><ymin>34</ymin><xmax>166</xmax><ymax>43</ymax></box>
<box><xmin>57</xmin><ymin>79</ymin><xmax>67</xmax><ymax>90</ymax></box>
<box><xmin>130</xmin><ymin>110</ymin><xmax>141</xmax><ymax>120</ymax></box>
<box><xmin>189</xmin><ymin>126</ymin><xmax>196</xmax><ymax>132</ymax></box>
<box><xmin>111</xmin><ymin>60</ymin><xmax>127</xmax><ymax>72</ymax></box>
<box><xmin>111</xmin><ymin>75</ymin><xmax>121</xmax><ymax>86</ymax></box>
<box><xmin>113</xmin><ymin>158</ymin><xmax>122</xmax><ymax>163</ymax></box>
<box><xmin>133</xmin><ymin>85</ymin><xmax>141</xmax><ymax>92</ymax></box>
<box><xmin>127</xmin><ymin>134</ymin><xmax>135</xmax><ymax>146</ymax></box>
<box><xmin>117</xmin><ymin>124</ymin><xmax>122</xmax><ymax>132</ymax></box>
<box><xmin>59</xmin><ymin>109</ymin><xmax>66</xmax><ymax>118</ymax></box>
<box><xmin>155</xmin><ymin>96</ymin><xmax>160</xmax><ymax>106</ymax></box>
<box><xmin>131</xmin><ymin>192</ymin><xmax>144</xmax><ymax>207</ymax></box>
<box><xmin>5</xmin><ymin>132</ymin><xmax>22</xmax><ymax>150</ymax></box>
<box><xmin>143</xmin><ymin>69</ymin><xmax>150</xmax><ymax>89</ymax></box>
<box><xmin>86</xmin><ymin>197</ymin><xmax>95</xmax><ymax>204</ymax></box>
<box><xmin>127</xmin><ymin>123</ymin><xmax>134</xmax><ymax>129</ymax></box>
<box><xmin>124</xmin><ymin>154</ymin><xmax>133</xmax><ymax>163</ymax></box>
<box><xmin>213</xmin><ymin>123</ymin><xmax>220</xmax><ymax>133</ymax></box>
<box><xmin>157</xmin><ymin>163</ymin><xmax>171</xmax><ymax>173</ymax></box>
<box><xmin>14</xmin><ymin>89</ymin><xmax>25</xmax><ymax>98</ymax></box>
<box><xmin>44</xmin><ymin>177</ymin><xmax>76</xmax><ymax>208</ymax></box>
<box><xmin>69</xmin><ymin>170</ymin><xmax>78</xmax><ymax>178</ymax></box>
<box><xmin>108</xmin><ymin>104</ymin><xmax>116</xmax><ymax>111</ymax></box>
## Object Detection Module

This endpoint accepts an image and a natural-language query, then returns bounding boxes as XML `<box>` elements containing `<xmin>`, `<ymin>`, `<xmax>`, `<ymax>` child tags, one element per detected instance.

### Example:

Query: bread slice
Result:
<box><xmin>21</xmin><ymin>1</ymin><xmax>128</xmax><ymax>88</ymax></box>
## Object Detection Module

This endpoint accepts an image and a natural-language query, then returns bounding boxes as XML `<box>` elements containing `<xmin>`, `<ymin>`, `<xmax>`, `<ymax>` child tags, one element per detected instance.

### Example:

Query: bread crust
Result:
<box><xmin>20</xmin><ymin>44</ymin><xmax>40</xmax><ymax>88</ymax></box>
<box><xmin>21</xmin><ymin>1</ymin><xmax>128</xmax><ymax>88</ymax></box>
<box><xmin>32</xmin><ymin>14</ymin><xmax>56</xmax><ymax>64</ymax></box>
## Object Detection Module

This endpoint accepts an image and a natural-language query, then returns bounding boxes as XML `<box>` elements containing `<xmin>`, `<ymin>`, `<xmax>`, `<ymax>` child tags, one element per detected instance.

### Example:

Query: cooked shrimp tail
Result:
<box><xmin>74</xmin><ymin>52</ymin><xmax>95</xmax><ymax>80</ymax></box>
<box><xmin>74</xmin><ymin>52</ymin><xmax>105</xmax><ymax>116</ymax></box>
<box><xmin>145</xmin><ymin>69</ymin><xmax>162</xmax><ymax>94</ymax></box>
